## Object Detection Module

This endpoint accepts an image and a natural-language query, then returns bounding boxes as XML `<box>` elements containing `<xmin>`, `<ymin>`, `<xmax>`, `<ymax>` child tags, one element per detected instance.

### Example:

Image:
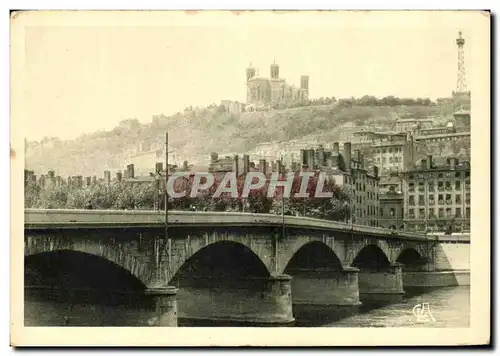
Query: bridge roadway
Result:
<box><xmin>24</xmin><ymin>208</ymin><xmax>433</xmax><ymax>241</ymax></box>
<box><xmin>23</xmin><ymin>209</ymin><xmax>468</xmax><ymax>327</ymax></box>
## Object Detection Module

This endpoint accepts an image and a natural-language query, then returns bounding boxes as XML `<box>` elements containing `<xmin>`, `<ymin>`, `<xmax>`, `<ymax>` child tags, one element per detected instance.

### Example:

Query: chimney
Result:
<box><xmin>39</xmin><ymin>175</ymin><xmax>46</xmax><ymax>188</ymax></box>
<box><xmin>450</xmin><ymin>157</ymin><xmax>456</xmax><ymax>169</ymax></box>
<box><xmin>427</xmin><ymin>155</ymin><xmax>433</xmax><ymax>169</ymax></box>
<box><xmin>67</xmin><ymin>176</ymin><xmax>72</xmax><ymax>186</ymax></box>
<box><xmin>155</xmin><ymin>162</ymin><xmax>163</xmax><ymax>174</ymax></box>
<box><xmin>56</xmin><ymin>176</ymin><xmax>62</xmax><ymax>186</ymax></box>
<box><xmin>317</xmin><ymin>145</ymin><xmax>325</xmax><ymax>167</ymax></box>
<box><xmin>233</xmin><ymin>155</ymin><xmax>239</xmax><ymax>176</ymax></box>
<box><xmin>242</xmin><ymin>154</ymin><xmax>250</xmax><ymax>174</ymax></box>
<box><xmin>343</xmin><ymin>142</ymin><xmax>352</xmax><ymax>171</ymax></box>
<box><xmin>373</xmin><ymin>166</ymin><xmax>379</xmax><ymax>179</ymax></box>
<box><xmin>259</xmin><ymin>159</ymin><xmax>267</xmax><ymax>174</ymax></box>
<box><xmin>77</xmin><ymin>176</ymin><xmax>83</xmax><ymax>188</ymax></box>
<box><xmin>307</xmin><ymin>149</ymin><xmax>316</xmax><ymax>169</ymax></box>
<box><xmin>86</xmin><ymin>176</ymin><xmax>92</xmax><ymax>186</ymax></box>
<box><xmin>276</xmin><ymin>160</ymin><xmax>283</xmax><ymax>174</ymax></box>
<box><xmin>210</xmin><ymin>152</ymin><xmax>218</xmax><ymax>163</ymax></box>
<box><xmin>116</xmin><ymin>171</ymin><xmax>123</xmax><ymax>182</ymax></box>
<box><xmin>128</xmin><ymin>164</ymin><xmax>135</xmax><ymax>178</ymax></box>
<box><xmin>47</xmin><ymin>170</ymin><xmax>55</xmax><ymax>178</ymax></box>
<box><xmin>104</xmin><ymin>171</ymin><xmax>111</xmax><ymax>185</ymax></box>
<box><xmin>300</xmin><ymin>149</ymin><xmax>308</xmax><ymax>166</ymax></box>
<box><xmin>183</xmin><ymin>160</ymin><xmax>189</xmax><ymax>171</ymax></box>
<box><xmin>421</xmin><ymin>159</ymin><xmax>427</xmax><ymax>169</ymax></box>
<box><xmin>333</xmin><ymin>142</ymin><xmax>340</xmax><ymax>155</ymax></box>
<box><xmin>92</xmin><ymin>176</ymin><xmax>97</xmax><ymax>185</ymax></box>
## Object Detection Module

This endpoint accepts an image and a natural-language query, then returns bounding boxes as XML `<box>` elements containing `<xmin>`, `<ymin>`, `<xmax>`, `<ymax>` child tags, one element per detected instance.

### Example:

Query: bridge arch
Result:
<box><xmin>171</xmin><ymin>241</ymin><xmax>270</xmax><ymax>286</ymax></box>
<box><xmin>25</xmin><ymin>250</ymin><xmax>147</xmax><ymax>291</ymax></box>
<box><xmin>351</xmin><ymin>244</ymin><xmax>391</xmax><ymax>271</ymax></box>
<box><xmin>283</xmin><ymin>241</ymin><xmax>343</xmax><ymax>274</ymax></box>
<box><xmin>166</xmin><ymin>232</ymin><xmax>274</xmax><ymax>281</ymax></box>
<box><xmin>25</xmin><ymin>236</ymin><xmax>152</xmax><ymax>286</ymax></box>
<box><xmin>396</xmin><ymin>248</ymin><xmax>428</xmax><ymax>271</ymax></box>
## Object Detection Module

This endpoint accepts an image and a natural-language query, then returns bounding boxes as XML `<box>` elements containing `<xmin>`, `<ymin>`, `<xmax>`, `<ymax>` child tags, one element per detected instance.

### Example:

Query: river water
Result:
<box><xmin>24</xmin><ymin>286</ymin><xmax>469</xmax><ymax>328</ymax></box>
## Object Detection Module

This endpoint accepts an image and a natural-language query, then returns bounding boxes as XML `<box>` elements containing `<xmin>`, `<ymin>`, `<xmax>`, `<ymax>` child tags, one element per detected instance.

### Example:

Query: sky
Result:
<box><xmin>15</xmin><ymin>11</ymin><xmax>486</xmax><ymax>141</ymax></box>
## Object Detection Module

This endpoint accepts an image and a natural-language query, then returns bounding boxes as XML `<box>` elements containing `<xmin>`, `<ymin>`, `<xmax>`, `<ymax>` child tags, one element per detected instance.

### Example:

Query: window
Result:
<box><xmin>409</xmin><ymin>208</ymin><xmax>415</xmax><ymax>217</ymax></box>
<box><xmin>419</xmin><ymin>208</ymin><xmax>425</xmax><ymax>218</ymax></box>
<box><xmin>456</xmin><ymin>194</ymin><xmax>461</xmax><ymax>204</ymax></box>
<box><xmin>409</xmin><ymin>182</ymin><xmax>415</xmax><ymax>192</ymax></box>
<box><xmin>429</xmin><ymin>208</ymin><xmax>435</xmax><ymax>218</ymax></box>
<box><xmin>380</xmin><ymin>207</ymin><xmax>384</xmax><ymax>216</ymax></box>
<box><xmin>465</xmin><ymin>171</ymin><xmax>470</xmax><ymax>178</ymax></box>
<box><xmin>455</xmin><ymin>208</ymin><xmax>461</xmax><ymax>218</ymax></box>
<box><xmin>446</xmin><ymin>208</ymin><xmax>452</xmax><ymax>217</ymax></box>
<box><xmin>438</xmin><ymin>208</ymin><xmax>444</xmax><ymax>217</ymax></box>
<box><xmin>409</xmin><ymin>195</ymin><xmax>415</xmax><ymax>205</ymax></box>
<box><xmin>438</xmin><ymin>173</ymin><xmax>443</xmax><ymax>178</ymax></box>
<box><xmin>455</xmin><ymin>180</ymin><xmax>461</xmax><ymax>190</ymax></box>
<box><xmin>466</xmin><ymin>193</ymin><xmax>470</xmax><ymax>204</ymax></box>
<box><xmin>446</xmin><ymin>194</ymin><xmax>451</xmax><ymax>200</ymax></box>
<box><xmin>382</xmin><ymin>157</ymin><xmax>386</xmax><ymax>164</ymax></box>
<box><xmin>445</xmin><ymin>181</ymin><xmax>452</xmax><ymax>190</ymax></box>
<box><xmin>466</xmin><ymin>207</ymin><xmax>470</xmax><ymax>218</ymax></box>
<box><xmin>455</xmin><ymin>172</ymin><xmax>461</xmax><ymax>178</ymax></box>
<box><xmin>382</xmin><ymin>149</ymin><xmax>386</xmax><ymax>154</ymax></box>
<box><xmin>389</xmin><ymin>208</ymin><xmax>395</xmax><ymax>216</ymax></box>
<box><xmin>418</xmin><ymin>195</ymin><xmax>425</xmax><ymax>205</ymax></box>
<box><xmin>428</xmin><ymin>182</ymin><xmax>434</xmax><ymax>191</ymax></box>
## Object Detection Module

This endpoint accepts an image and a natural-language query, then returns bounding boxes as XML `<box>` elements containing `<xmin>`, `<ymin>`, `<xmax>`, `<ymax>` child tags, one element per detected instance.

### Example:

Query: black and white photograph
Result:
<box><xmin>10</xmin><ymin>10</ymin><xmax>490</xmax><ymax>347</ymax></box>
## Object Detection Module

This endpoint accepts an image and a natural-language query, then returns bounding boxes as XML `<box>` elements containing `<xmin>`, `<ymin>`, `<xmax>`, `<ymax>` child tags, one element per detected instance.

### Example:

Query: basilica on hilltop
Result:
<box><xmin>246</xmin><ymin>62</ymin><xmax>309</xmax><ymax>108</ymax></box>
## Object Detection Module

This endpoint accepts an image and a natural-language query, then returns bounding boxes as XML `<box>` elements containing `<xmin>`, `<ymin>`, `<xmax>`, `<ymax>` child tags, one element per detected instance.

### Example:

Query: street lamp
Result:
<box><xmin>280</xmin><ymin>157</ymin><xmax>286</xmax><ymax>240</ymax></box>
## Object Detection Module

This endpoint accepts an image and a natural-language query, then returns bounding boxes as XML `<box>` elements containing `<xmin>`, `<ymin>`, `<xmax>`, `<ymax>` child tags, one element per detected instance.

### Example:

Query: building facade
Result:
<box><xmin>370</xmin><ymin>133</ymin><xmax>416</xmax><ymax>177</ymax></box>
<box><xmin>299</xmin><ymin>142</ymin><xmax>380</xmax><ymax>227</ymax></box>
<box><xmin>394</xmin><ymin>118</ymin><xmax>434</xmax><ymax>133</ymax></box>
<box><xmin>246</xmin><ymin>62</ymin><xmax>309</xmax><ymax>108</ymax></box>
<box><xmin>401</xmin><ymin>156</ymin><xmax>471</xmax><ymax>233</ymax></box>
<box><xmin>379</xmin><ymin>186</ymin><xmax>404</xmax><ymax>230</ymax></box>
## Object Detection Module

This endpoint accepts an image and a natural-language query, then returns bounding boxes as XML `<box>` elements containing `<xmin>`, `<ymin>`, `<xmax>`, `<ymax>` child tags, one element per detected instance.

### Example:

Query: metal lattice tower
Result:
<box><xmin>455</xmin><ymin>31</ymin><xmax>468</xmax><ymax>93</ymax></box>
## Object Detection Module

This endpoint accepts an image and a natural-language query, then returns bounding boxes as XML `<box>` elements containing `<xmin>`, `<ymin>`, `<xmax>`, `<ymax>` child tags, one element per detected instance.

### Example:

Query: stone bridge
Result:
<box><xmin>24</xmin><ymin>209</ymin><xmax>469</xmax><ymax>326</ymax></box>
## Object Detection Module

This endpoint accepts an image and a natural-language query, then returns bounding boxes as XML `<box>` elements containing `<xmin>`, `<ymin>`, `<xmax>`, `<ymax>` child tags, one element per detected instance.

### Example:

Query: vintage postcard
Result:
<box><xmin>10</xmin><ymin>10</ymin><xmax>490</xmax><ymax>346</ymax></box>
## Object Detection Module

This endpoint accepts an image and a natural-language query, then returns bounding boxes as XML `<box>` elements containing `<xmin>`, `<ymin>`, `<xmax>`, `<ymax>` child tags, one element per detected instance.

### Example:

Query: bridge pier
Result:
<box><xmin>358</xmin><ymin>262</ymin><xmax>405</xmax><ymax>305</ymax></box>
<box><xmin>174</xmin><ymin>274</ymin><xmax>294</xmax><ymax>325</ymax></box>
<box><xmin>288</xmin><ymin>266</ymin><xmax>362</xmax><ymax>322</ymax></box>
<box><xmin>145</xmin><ymin>286</ymin><xmax>178</xmax><ymax>327</ymax></box>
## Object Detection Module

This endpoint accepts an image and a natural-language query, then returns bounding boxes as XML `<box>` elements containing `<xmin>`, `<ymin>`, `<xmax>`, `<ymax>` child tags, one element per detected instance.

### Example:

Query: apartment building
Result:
<box><xmin>401</xmin><ymin>155</ymin><xmax>471</xmax><ymax>233</ymax></box>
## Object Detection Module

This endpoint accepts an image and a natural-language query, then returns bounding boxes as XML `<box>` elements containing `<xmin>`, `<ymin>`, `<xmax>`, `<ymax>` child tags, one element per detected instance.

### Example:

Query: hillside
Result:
<box><xmin>25</xmin><ymin>101</ymin><xmax>451</xmax><ymax>177</ymax></box>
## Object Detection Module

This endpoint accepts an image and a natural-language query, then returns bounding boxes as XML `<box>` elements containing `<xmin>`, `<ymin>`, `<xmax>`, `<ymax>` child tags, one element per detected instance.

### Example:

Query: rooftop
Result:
<box><xmin>415</xmin><ymin>131</ymin><xmax>470</xmax><ymax>140</ymax></box>
<box><xmin>396</xmin><ymin>118</ymin><xmax>434</xmax><ymax>123</ymax></box>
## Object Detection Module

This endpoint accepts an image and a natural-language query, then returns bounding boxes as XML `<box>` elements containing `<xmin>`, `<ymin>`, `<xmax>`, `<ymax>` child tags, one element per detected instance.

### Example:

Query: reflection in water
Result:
<box><xmin>24</xmin><ymin>286</ymin><xmax>470</xmax><ymax>327</ymax></box>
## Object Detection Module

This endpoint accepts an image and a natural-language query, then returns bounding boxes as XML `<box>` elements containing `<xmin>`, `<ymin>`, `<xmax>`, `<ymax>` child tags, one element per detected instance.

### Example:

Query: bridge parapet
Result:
<box><xmin>24</xmin><ymin>209</ymin><xmax>431</xmax><ymax>241</ymax></box>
